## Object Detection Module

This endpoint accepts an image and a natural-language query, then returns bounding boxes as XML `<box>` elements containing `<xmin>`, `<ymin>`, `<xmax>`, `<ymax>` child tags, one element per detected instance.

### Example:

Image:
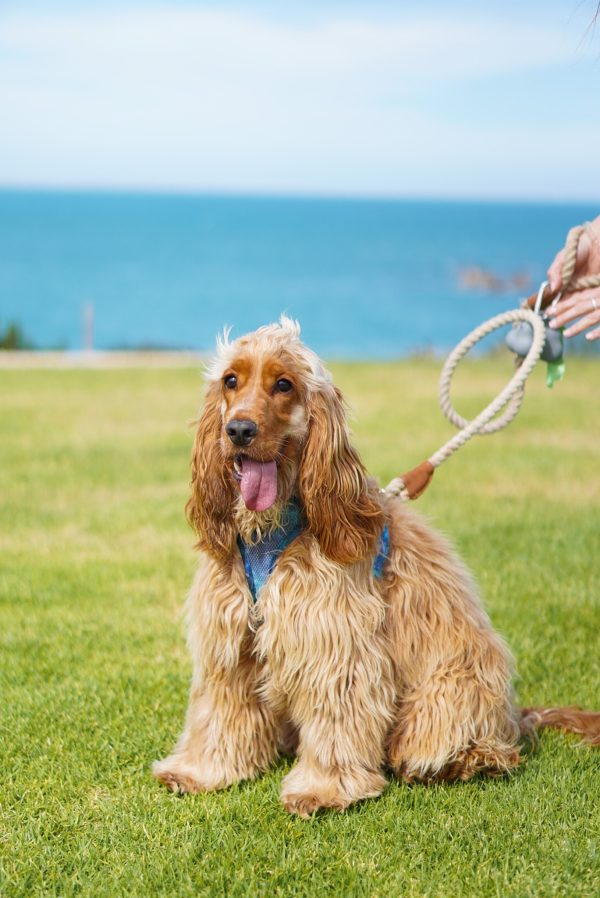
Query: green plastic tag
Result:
<box><xmin>546</xmin><ymin>359</ymin><xmax>565</xmax><ymax>389</ymax></box>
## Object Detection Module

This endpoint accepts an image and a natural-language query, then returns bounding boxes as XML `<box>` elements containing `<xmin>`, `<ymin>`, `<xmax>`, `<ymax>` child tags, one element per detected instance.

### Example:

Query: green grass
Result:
<box><xmin>1</xmin><ymin>358</ymin><xmax>599</xmax><ymax>898</ymax></box>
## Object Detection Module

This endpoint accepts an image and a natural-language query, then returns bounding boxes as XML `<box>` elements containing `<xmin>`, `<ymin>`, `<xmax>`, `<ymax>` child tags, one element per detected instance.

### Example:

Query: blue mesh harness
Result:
<box><xmin>237</xmin><ymin>499</ymin><xmax>390</xmax><ymax>602</ymax></box>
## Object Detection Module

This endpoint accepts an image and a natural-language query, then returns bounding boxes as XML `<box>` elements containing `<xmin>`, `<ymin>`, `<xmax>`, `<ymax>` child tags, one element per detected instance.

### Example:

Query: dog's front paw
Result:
<box><xmin>281</xmin><ymin>789</ymin><xmax>348</xmax><ymax>818</ymax></box>
<box><xmin>280</xmin><ymin>763</ymin><xmax>386</xmax><ymax>817</ymax></box>
<box><xmin>152</xmin><ymin>757</ymin><xmax>226</xmax><ymax>795</ymax></box>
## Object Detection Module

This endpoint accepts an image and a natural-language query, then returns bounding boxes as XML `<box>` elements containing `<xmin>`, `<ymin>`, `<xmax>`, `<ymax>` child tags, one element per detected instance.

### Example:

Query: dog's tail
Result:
<box><xmin>520</xmin><ymin>706</ymin><xmax>600</xmax><ymax>746</ymax></box>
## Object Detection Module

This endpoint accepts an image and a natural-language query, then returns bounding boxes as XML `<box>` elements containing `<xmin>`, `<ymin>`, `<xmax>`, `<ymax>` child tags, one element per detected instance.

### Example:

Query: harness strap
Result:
<box><xmin>373</xmin><ymin>524</ymin><xmax>389</xmax><ymax>579</ymax></box>
<box><xmin>237</xmin><ymin>501</ymin><xmax>390</xmax><ymax>603</ymax></box>
<box><xmin>237</xmin><ymin>500</ymin><xmax>304</xmax><ymax>602</ymax></box>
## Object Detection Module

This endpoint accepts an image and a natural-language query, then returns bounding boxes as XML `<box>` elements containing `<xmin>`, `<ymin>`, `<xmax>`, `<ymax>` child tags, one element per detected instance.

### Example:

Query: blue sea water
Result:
<box><xmin>0</xmin><ymin>190</ymin><xmax>597</xmax><ymax>357</ymax></box>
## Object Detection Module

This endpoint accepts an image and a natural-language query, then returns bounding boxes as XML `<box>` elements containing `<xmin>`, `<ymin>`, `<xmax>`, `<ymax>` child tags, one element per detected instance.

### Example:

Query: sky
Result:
<box><xmin>0</xmin><ymin>1</ymin><xmax>599</xmax><ymax>201</ymax></box>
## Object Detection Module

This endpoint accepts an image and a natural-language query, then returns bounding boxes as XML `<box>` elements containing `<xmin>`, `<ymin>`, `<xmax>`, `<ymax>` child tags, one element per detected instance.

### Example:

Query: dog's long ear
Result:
<box><xmin>299</xmin><ymin>385</ymin><xmax>384</xmax><ymax>565</ymax></box>
<box><xmin>186</xmin><ymin>382</ymin><xmax>236</xmax><ymax>560</ymax></box>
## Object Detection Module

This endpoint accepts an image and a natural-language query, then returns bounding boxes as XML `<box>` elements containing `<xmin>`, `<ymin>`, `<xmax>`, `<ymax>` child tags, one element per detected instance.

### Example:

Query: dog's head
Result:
<box><xmin>187</xmin><ymin>316</ymin><xmax>383</xmax><ymax>564</ymax></box>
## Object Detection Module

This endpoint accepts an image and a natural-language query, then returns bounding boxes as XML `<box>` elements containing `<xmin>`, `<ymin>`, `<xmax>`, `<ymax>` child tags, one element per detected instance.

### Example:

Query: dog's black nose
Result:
<box><xmin>225</xmin><ymin>419</ymin><xmax>258</xmax><ymax>447</ymax></box>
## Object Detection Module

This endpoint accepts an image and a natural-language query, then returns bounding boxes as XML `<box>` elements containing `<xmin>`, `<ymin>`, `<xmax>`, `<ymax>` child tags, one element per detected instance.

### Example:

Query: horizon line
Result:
<box><xmin>1</xmin><ymin>183</ymin><xmax>599</xmax><ymax>208</ymax></box>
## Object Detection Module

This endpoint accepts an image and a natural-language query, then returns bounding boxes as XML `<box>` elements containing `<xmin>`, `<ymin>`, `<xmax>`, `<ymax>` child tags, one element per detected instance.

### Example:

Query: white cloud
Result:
<box><xmin>0</xmin><ymin>6</ymin><xmax>597</xmax><ymax>198</ymax></box>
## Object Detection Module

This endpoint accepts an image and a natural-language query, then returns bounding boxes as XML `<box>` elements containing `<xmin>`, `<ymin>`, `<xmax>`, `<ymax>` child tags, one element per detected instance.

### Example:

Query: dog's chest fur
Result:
<box><xmin>246</xmin><ymin>535</ymin><xmax>392</xmax><ymax>715</ymax></box>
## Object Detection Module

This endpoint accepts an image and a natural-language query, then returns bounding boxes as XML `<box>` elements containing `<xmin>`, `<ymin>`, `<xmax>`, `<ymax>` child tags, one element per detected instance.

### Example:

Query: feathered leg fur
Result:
<box><xmin>255</xmin><ymin>537</ymin><xmax>397</xmax><ymax>816</ymax></box>
<box><xmin>153</xmin><ymin>555</ymin><xmax>278</xmax><ymax>793</ymax></box>
<box><xmin>384</xmin><ymin>503</ymin><xmax>522</xmax><ymax>782</ymax></box>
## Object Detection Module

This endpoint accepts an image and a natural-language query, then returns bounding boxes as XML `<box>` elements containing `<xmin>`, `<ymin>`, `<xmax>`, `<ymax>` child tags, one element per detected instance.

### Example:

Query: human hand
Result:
<box><xmin>547</xmin><ymin>217</ymin><xmax>600</xmax><ymax>342</ymax></box>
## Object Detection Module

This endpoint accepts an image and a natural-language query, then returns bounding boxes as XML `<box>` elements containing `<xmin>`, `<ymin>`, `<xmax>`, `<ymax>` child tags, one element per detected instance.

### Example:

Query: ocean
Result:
<box><xmin>0</xmin><ymin>190</ymin><xmax>597</xmax><ymax>357</ymax></box>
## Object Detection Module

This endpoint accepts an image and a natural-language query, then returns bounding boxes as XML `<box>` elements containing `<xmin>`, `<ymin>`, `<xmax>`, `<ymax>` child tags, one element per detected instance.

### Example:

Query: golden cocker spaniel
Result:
<box><xmin>154</xmin><ymin>316</ymin><xmax>599</xmax><ymax>817</ymax></box>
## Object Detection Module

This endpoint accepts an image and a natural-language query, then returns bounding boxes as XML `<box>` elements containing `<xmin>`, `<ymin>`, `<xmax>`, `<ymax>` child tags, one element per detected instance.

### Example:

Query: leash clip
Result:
<box><xmin>533</xmin><ymin>280</ymin><xmax>549</xmax><ymax>314</ymax></box>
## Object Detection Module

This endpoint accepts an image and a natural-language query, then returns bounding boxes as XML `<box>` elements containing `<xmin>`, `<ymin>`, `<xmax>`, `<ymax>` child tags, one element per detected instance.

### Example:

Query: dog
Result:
<box><xmin>154</xmin><ymin>316</ymin><xmax>599</xmax><ymax>817</ymax></box>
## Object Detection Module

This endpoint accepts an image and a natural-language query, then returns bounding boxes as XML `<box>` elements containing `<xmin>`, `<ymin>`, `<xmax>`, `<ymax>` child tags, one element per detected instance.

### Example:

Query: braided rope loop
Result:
<box><xmin>429</xmin><ymin>308</ymin><xmax>546</xmax><ymax>469</ymax></box>
<box><xmin>561</xmin><ymin>225</ymin><xmax>586</xmax><ymax>287</ymax></box>
<box><xmin>561</xmin><ymin>224</ymin><xmax>600</xmax><ymax>294</ymax></box>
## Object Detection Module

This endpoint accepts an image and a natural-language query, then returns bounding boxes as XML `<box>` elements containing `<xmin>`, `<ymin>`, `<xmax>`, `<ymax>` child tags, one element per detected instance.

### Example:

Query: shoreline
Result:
<box><xmin>0</xmin><ymin>345</ymin><xmax>595</xmax><ymax>369</ymax></box>
<box><xmin>0</xmin><ymin>350</ymin><xmax>206</xmax><ymax>369</ymax></box>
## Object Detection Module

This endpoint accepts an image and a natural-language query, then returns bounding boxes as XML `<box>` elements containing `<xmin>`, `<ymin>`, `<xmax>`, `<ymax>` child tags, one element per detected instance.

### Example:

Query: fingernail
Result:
<box><xmin>563</xmin><ymin>328</ymin><xmax>572</xmax><ymax>337</ymax></box>
<box><xmin>585</xmin><ymin>332</ymin><xmax>593</xmax><ymax>340</ymax></box>
<box><xmin>548</xmin><ymin>319</ymin><xmax>558</xmax><ymax>328</ymax></box>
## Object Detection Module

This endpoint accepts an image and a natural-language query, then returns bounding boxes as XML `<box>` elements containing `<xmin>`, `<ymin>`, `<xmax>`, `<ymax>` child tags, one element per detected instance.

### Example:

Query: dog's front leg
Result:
<box><xmin>153</xmin><ymin>555</ymin><xmax>278</xmax><ymax>794</ymax></box>
<box><xmin>262</xmin><ymin>552</ymin><xmax>396</xmax><ymax>817</ymax></box>
<box><xmin>280</xmin><ymin>721</ymin><xmax>390</xmax><ymax>819</ymax></box>
<box><xmin>153</xmin><ymin>654</ymin><xmax>277</xmax><ymax>794</ymax></box>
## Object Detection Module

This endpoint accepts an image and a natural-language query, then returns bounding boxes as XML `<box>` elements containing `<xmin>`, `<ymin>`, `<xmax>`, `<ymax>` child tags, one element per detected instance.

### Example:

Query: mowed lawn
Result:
<box><xmin>1</xmin><ymin>356</ymin><xmax>599</xmax><ymax>898</ymax></box>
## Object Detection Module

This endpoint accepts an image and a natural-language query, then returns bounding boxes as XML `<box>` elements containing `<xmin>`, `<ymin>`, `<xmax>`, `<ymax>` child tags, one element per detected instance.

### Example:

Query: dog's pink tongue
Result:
<box><xmin>240</xmin><ymin>458</ymin><xmax>278</xmax><ymax>511</ymax></box>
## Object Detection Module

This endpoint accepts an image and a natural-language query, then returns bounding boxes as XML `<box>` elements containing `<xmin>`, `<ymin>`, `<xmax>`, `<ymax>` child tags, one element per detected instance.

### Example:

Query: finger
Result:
<box><xmin>547</xmin><ymin>249</ymin><xmax>564</xmax><ymax>292</ymax></box>
<box><xmin>548</xmin><ymin>295</ymin><xmax>578</xmax><ymax>316</ymax></box>
<box><xmin>548</xmin><ymin>301</ymin><xmax>588</xmax><ymax>328</ymax></box>
<box><xmin>563</xmin><ymin>309</ymin><xmax>600</xmax><ymax>338</ymax></box>
<box><xmin>548</xmin><ymin>290</ymin><xmax>600</xmax><ymax>327</ymax></box>
<box><xmin>560</xmin><ymin>285</ymin><xmax>600</xmax><ymax>306</ymax></box>
<box><xmin>585</xmin><ymin>326</ymin><xmax>600</xmax><ymax>342</ymax></box>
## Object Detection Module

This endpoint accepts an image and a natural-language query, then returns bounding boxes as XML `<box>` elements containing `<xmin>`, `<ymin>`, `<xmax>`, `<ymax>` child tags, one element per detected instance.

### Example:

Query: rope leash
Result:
<box><xmin>385</xmin><ymin>224</ymin><xmax>600</xmax><ymax>501</ymax></box>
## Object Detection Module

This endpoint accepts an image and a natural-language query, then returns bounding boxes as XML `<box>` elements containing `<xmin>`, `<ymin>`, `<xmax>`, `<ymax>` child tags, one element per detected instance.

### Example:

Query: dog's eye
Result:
<box><xmin>275</xmin><ymin>378</ymin><xmax>293</xmax><ymax>393</ymax></box>
<box><xmin>224</xmin><ymin>374</ymin><xmax>237</xmax><ymax>390</ymax></box>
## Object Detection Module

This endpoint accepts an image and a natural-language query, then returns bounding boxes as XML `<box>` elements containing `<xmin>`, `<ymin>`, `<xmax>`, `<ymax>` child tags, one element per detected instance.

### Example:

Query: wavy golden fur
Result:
<box><xmin>154</xmin><ymin>316</ymin><xmax>600</xmax><ymax>816</ymax></box>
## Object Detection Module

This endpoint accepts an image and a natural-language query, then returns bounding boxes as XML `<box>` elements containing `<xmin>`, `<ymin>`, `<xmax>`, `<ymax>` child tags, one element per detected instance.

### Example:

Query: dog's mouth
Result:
<box><xmin>232</xmin><ymin>453</ymin><xmax>278</xmax><ymax>512</ymax></box>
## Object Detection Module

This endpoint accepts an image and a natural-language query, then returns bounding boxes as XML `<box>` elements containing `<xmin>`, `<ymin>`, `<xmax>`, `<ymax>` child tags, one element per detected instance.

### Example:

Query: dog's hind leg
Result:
<box><xmin>386</xmin><ymin>655</ymin><xmax>522</xmax><ymax>784</ymax></box>
<box><xmin>383</xmin><ymin>505</ymin><xmax>523</xmax><ymax>783</ymax></box>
